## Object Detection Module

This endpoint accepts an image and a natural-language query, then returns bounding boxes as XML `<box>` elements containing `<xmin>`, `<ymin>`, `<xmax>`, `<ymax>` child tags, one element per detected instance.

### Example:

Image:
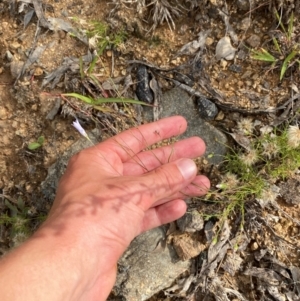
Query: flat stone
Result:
<box><xmin>40</xmin><ymin>129</ymin><xmax>101</xmax><ymax>210</ymax></box>
<box><xmin>143</xmin><ymin>87</ymin><xmax>227</xmax><ymax>165</ymax></box>
<box><xmin>111</xmin><ymin>227</ymin><xmax>190</xmax><ymax>301</ymax></box>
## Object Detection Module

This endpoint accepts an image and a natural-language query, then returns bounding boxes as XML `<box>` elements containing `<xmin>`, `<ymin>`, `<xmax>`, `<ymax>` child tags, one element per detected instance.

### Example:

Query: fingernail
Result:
<box><xmin>176</xmin><ymin>159</ymin><xmax>197</xmax><ymax>180</ymax></box>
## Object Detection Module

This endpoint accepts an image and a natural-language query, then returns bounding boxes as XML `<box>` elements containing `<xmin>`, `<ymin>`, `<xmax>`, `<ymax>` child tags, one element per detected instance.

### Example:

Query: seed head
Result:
<box><xmin>12</xmin><ymin>232</ymin><xmax>29</xmax><ymax>247</ymax></box>
<box><xmin>216</xmin><ymin>172</ymin><xmax>239</xmax><ymax>190</ymax></box>
<box><xmin>237</xmin><ymin>118</ymin><xmax>254</xmax><ymax>135</ymax></box>
<box><xmin>287</xmin><ymin>125</ymin><xmax>300</xmax><ymax>148</ymax></box>
<box><xmin>261</xmin><ymin>141</ymin><xmax>279</xmax><ymax>159</ymax></box>
<box><xmin>240</xmin><ymin>148</ymin><xmax>258</xmax><ymax>166</ymax></box>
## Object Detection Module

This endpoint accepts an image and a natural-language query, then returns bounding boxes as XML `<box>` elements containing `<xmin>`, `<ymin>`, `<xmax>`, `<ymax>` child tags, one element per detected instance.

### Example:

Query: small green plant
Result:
<box><xmin>87</xmin><ymin>21</ymin><xmax>127</xmax><ymax>54</ymax></box>
<box><xmin>251</xmin><ymin>11</ymin><xmax>300</xmax><ymax>81</ymax></box>
<box><xmin>28</xmin><ymin>136</ymin><xmax>45</xmax><ymax>150</ymax></box>
<box><xmin>1</xmin><ymin>198</ymin><xmax>46</xmax><ymax>247</ymax></box>
<box><xmin>63</xmin><ymin>92</ymin><xmax>152</xmax><ymax>107</ymax></box>
<box><xmin>71</xmin><ymin>18</ymin><xmax>127</xmax><ymax>54</ymax></box>
<box><xmin>199</xmin><ymin>119</ymin><xmax>300</xmax><ymax>230</ymax></box>
<box><xmin>1</xmin><ymin>198</ymin><xmax>31</xmax><ymax>247</ymax></box>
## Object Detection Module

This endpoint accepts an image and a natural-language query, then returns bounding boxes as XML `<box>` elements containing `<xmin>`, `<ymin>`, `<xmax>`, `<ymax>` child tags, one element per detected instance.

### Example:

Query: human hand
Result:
<box><xmin>36</xmin><ymin>115</ymin><xmax>210</xmax><ymax>300</ymax></box>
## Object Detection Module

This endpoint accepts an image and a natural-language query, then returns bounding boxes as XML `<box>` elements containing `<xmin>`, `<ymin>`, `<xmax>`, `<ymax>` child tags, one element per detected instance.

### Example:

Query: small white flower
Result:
<box><xmin>261</xmin><ymin>141</ymin><xmax>279</xmax><ymax>159</ymax></box>
<box><xmin>72</xmin><ymin>119</ymin><xmax>92</xmax><ymax>143</ymax></box>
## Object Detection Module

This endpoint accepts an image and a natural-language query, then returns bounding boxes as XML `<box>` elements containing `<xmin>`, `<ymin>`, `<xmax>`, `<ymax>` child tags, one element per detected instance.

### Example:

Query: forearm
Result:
<box><xmin>0</xmin><ymin>217</ymin><xmax>119</xmax><ymax>301</ymax></box>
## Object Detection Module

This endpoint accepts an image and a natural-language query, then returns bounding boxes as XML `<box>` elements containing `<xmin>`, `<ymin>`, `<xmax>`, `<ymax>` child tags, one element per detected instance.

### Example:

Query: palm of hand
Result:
<box><xmin>50</xmin><ymin>116</ymin><xmax>209</xmax><ymax>250</ymax></box>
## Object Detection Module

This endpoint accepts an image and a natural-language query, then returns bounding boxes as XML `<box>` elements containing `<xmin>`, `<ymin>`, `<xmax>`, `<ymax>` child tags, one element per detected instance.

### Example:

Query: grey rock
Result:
<box><xmin>144</xmin><ymin>87</ymin><xmax>228</xmax><ymax>165</ymax></box>
<box><xmin>177</xmin><ymin>210</ymin><xmax>204</xmax><ymax>233</ymax></box>
<box><xmin>40</xmin><ymin>129</ymin><xmax>101</xmax><ymax>210</ymax></box>
<box><xmin>237</xmin><ymin>49</ymin><xmax>247</xmax><ymax>60</ymax></box>
<box><xmin>111</xmin><ymin>227</ymin><xmax>190</xmax><ymax>301</ymax></box>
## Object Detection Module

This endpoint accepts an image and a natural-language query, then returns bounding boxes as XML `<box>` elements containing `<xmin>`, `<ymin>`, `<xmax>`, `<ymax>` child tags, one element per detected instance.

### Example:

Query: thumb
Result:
<box><xmin>140</xmin><ymin>158</ymin><xmax>197</xmax><ymax>209</ymax></box>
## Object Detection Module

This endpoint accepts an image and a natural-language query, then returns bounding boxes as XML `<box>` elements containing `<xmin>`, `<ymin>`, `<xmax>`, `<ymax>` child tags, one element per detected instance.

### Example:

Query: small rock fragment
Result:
<box><xmin>46</xmin><ymin>98</ymin><xmax>61</xmax><ymax>120</ymax></box>
<box><xmin>197</xmin><ymin>96</ymin><xmax>218</xmax><ymax>120</ymax></box>
<box><xmin>10</xmin><ymin>42</ymin><xmax>21</xmax><ymax>51</ymax></box>
<box><xmin>237</xmin><ymin>49</ymin><xmax>247</xmax><ymax>60</ymax></box>
<box><xmin>229</xmin><ymin>64</ymin><xmax>242</xmax><ymax>73</ymax></box>
<box><xmin>135</xmin><ymin>65</ymin><xmax>154</xmax><ymax>103</ymax></box>
<box><xmin>215</xmin><ymin>36</ymin><xmax>236</xmax><ymax>60</ymax></box>
<box><xmin>251</xmin><ymin>242</ymin><xmax>259</xmax><ymax>251</ymax></box>
<box><xmin>34</xmin><ymin>67</ymin><xmax>43</xmax><ymax>76</ymax></box>
<box><xmin>247</xmin><ymin>34</ymin><xmax>261</xmax><ymax>48</ymax></box>
<box><xmin>222</xmin><ymin>252</ymin><xmax>243</xmax><ymax>275</ymax></box>
<box><xmin>6</xmin><ymin>50</ymin><xmax>14</xmax><ymax>62</ymax></box>
<box><xmin>10</xmin><ymin>61</ymin><xmax>24</xmax><ymax>78</ymax></box>
<box><xmin>172</xmin><ymin>232</ymin><xmax>205</xmax><ymax>260</ymax></box>
<box><xmin>205</xmin><ymin>37</ymin><xmax>214</xmax><ymax>46</ymax></box>
<box><xmin>177</xmin><ymin>211</ymin><xmax>204</xmax><ymax>233</ymax></box>
<box><xmin>215</xmin><ymin>110</ymin><xmax>225</xmax><ymax>120</ymax></box>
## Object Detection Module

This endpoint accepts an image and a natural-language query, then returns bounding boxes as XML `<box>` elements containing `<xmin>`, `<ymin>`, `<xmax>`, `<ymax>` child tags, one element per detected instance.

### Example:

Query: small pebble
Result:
<box><xmin>0</xmin><ymin>107</ymin><xmax>8</xmax><ymax>119</ymax></box>
<box><xmin>250</xmin><ymin>242</ymin><xmax>259</xmax><ymax>251</ymax></box>
<box><xmin>197</xmin><ymin>96</ymin><xmax>218</xmax><ymax>120</ymax></box>
<box><xmin>215</xmin><ymin>110</ymin><xmax>225</xmax><ymax>120</ymax></box>
<box><xmin>219</xmin><ymin>59</ymin><xmax>228</xmax><ymax>70</ymax></box>
<box><xmin>237</xmin><ymin>49</ymin><xmax>247</xmax><ymax>60</ymax></box>
<box><xmin>247</xmin><ymin>34</ymin><xmax>261</xmax><ymax>48</ymax></box>
<box><xmin>10</xmin><ymin>42</ymin><xmax>21</xmax><ymax>50</ymax></box>
<box><xmin>239</xmin><ymin>17</ymin><xmax>251</xmax><ymax>31</ymax></box>
<box><xmin>205</xmin><ymin>37</ymin><xmax>214</xmax><ymax>46</ymax></box>
<box><xmin>34</xmin><ymin>67</ymin><xmax>43</xmax><ymax>76</ymax></box>
<box><xmin>6</xmin><ymin>50</ymin><xmax>13</xmax><ymax>62</ymax></box>
<box><xmin>216</xmin><ymin>36</ymin><xmax>236</xmax><ymax>60</ymax></box>
<box><xmin>229</xmin><ymin>64</ymin><xmax>242</xmax><ymax>73</ymax></box>
<box><xmin>10</xmin><ymin>61</ymin><xmax>24</xmax><ymax>78</ymax></box>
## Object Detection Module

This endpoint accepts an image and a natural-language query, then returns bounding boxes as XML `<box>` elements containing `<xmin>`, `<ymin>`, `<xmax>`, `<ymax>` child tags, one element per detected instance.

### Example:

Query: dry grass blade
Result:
<box><xmin>150</xmin><ymin>0</ymin><xmax>182</xmax><ymax>31</ymax></box>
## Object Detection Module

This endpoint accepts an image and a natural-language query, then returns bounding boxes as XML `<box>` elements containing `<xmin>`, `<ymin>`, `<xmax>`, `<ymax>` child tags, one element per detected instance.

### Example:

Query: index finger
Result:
<box><xmin>98</xmin><ymin>116</ymin><xmax>187</xmax><ymax>162</ymax></box>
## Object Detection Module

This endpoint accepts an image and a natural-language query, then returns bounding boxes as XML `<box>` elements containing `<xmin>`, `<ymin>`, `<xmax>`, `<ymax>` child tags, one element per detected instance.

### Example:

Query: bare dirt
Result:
<box><xmin>1</xmin><ymin>0</ymin><xmax>300</xmax><ymax>300</ymax></box>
